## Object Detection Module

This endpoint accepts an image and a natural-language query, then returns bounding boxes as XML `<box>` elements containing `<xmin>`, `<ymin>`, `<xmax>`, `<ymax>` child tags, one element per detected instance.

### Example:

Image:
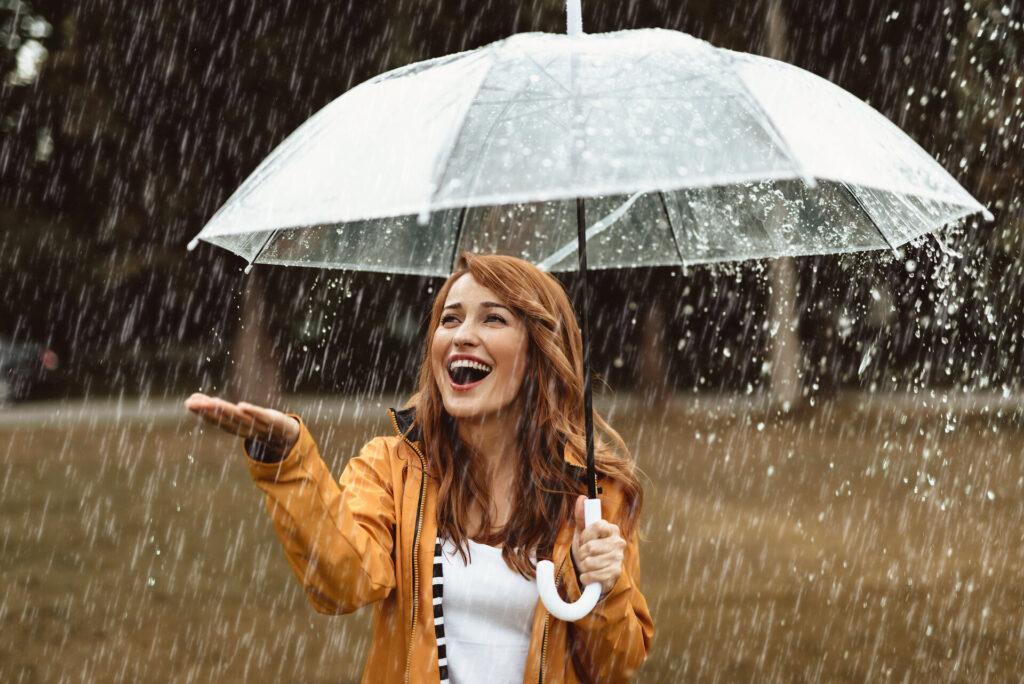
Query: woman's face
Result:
<box><xmin>431</xmin><ymin>274</ymin><xmax>530</xmax><ymax>420</ymax></box>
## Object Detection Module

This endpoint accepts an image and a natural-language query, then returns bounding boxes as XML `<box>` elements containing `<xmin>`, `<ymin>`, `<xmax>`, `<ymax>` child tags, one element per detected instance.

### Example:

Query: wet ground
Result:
<box><xmin>1</xmin><ymin>394</ymin><xmax>1022</xmax><ymax>682</ymax></box>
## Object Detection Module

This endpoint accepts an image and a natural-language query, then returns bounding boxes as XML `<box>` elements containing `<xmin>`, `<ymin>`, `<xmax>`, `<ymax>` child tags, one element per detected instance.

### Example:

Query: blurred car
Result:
<box><xmin>0</xmin><ymin>337</ymin><xmax>59</xmax><ymax>404</ymax></box>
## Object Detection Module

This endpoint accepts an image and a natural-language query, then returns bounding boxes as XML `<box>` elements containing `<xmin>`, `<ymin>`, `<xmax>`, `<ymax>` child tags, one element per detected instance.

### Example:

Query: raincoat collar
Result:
<box><xmin>387</xmin><ymin>405</ymin><xmax>593</xmax><ymax>475</ymax></box>
<box><xmin>390</xmin><ymin>405</ymin><xmax>421</xmax><ymax>443</ymax></box>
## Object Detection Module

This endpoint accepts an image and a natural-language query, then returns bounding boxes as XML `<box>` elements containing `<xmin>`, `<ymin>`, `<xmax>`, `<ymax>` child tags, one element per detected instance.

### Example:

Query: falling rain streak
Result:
<box><xmin>1</xmin><ymin>0</ymin><xmax>1022</xmax><ymax>681</ymax></box>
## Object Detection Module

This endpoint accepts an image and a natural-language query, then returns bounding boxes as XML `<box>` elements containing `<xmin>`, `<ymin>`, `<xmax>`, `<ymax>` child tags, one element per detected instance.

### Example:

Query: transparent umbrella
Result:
<box><xmin>187</xmin><ymin>0</ymin><xmax>990</xmax><ymax>621</ymax></box>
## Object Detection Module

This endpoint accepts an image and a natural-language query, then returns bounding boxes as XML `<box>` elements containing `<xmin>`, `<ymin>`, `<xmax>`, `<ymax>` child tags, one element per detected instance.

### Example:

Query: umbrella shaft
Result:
<box><xmin>566</xmin><ymin>0</ymin><xmax>584</xmax><ymax>36</ymax></box>
<box><xmin>576</xmin><ymin>198</ymin><xmax>597</xmax><ymax>499</ymax></box>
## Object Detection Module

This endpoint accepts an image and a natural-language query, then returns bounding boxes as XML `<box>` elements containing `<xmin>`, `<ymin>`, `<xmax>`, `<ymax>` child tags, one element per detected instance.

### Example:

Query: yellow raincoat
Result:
<box><xmin>243</xmin><ymin>406</ymin><xmax>653</xmax><ymax>683</ymax></box>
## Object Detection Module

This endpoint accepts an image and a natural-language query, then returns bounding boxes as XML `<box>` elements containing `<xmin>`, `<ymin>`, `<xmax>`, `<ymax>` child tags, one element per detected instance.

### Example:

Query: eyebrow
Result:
<box><xmin>442</xmin><ymin>301</ymin><xmax>511</xmax><ymax>312</ymax></box>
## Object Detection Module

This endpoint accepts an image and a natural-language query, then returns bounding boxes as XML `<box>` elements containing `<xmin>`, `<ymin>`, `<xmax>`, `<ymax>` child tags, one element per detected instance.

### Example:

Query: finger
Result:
<box><xmin>579</xmin><ymin>569</ymin><xmax>618</xmax><ymax>590</ymax></box>
<box><xmin>577</xmin><ymin>548</ymin><xmax>624</xmax><ymax>574</ymax></box>
<box><xmin>206</xmin><ymin>398</ymin><xmax>250</xmax><ymax>425</ymax></box>
<box><xmin>219</xmin><ymin>404</ymin><xmax>270</xmax><ymax>440</ymax></box>
<box><xmin>196</xmin><ymin>408</ymin><xmax>252</xmax><ymax>438</ymax></box>
<box><xmin>579</xmin><ymin>521</ymin><xmax>613</xmax><ymax>546</ymax></box>
<box><xmin>580</xmin><ymin>560</ymin><xmax>622</xmax><ymax>582</ymax></box>
<box><xmin>196</xmin><ymin>400</ymin><xmax>262</xmax><ymax>439</ymax></box>
<box><xmin>580</xmin><ymin>537</ymin><xmax>623</xmax><ymax>560</ymax></box>
<box><xmin>237</xmin><ymin>402</ymin><xmax>275</xmax><ymax>422</ymax></box>
<box><xmin>236</xmin><ymin>403</ymin><xmax>276</xmax><ymax>433</ymax></box>
<box><xmin>583</xmin><ymin>529</ymin><xmax>626</xmax><ymax>552</ymax></box>
<box><xmin>577</xmin><ymin>540</ymin><xmax>624</xmax><ymax>564</ymax></box>
<box><xmin>573</xmin><ymin>495</ymin><xmax>586</xmax><ymax>532</ymax></box>
<box><xmin>580</xmin><ymin>520</ymin><xmax>620</xmax><ymax>545</ymax></box>
<box><xmin>238</xmin><ymin>403</ymin><xmax>297</xmax><ymax>442</ymax></box>
<box><xmin>184</xmin><ymin>393</ymin><xmax>216</xmax><ymax>412</ymax></box>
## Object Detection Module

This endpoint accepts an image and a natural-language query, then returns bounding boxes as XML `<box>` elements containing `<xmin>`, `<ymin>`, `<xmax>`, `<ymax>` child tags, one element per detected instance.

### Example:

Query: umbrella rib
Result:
<box><xmin>449</xmin><ymin>206</ymin><xmax>469</xmax><ymax>272</ymax></box>
<box><xmin>609</xmin><ymin>92</ymin><xmax>687</xmax><ymax>267</ymax></box>
<box><xmin>246</xmin><ymin>229</ymin><xmax>279</xmax><ymax>273</ymax></box>
<box><xmin>496</xmin><ymin>99</ymin><xmax>573</xmax><ymax>130</ymax></box>
<box><xmin>524</xmin><ymin>53</ymin><xmax>574</xmax><ymax>97</ymax></box>
<box><xmin>606</xmin><ymin>90</ymin><xmax>685</xmax><ymax>266</ymax></box>
<box><xmin>537</xmin><ymin>192</ymin><xmax>644</xmax><ymax>271</ymax></box>
<box><xmin>657</xmin><ymin>192</ymin><xmax>688</xmax><ymax>265</ymax></box>
<box><xmin>732</xmin><ymin>72</ymin><xmax>816</xmax><ymax>187</ymax></box>
<box><xmin>841</xmin><ymin>183</ymin><xmax>901</xmax><ymax>254</ymax></box>
<box><xmin>448</xmin><ymin>72</ymin><xmax>547</xmax><ymax>202</ymax></box>
<box><xmin>428</xmin><ymin>54</ymin><xmax>495</xmax><ymax>209</ymax></box>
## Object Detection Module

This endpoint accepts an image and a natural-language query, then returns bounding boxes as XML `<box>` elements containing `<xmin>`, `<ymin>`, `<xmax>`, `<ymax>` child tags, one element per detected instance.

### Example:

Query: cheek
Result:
<box><xmin>504</xmin><ymin>336</ymin><xmax>530</xmax><ymax>384</ymax></box>
<box><xmin>430</xmin><ymin>331</ymin><xmax>449</xmax><ymax>370</ymax></box>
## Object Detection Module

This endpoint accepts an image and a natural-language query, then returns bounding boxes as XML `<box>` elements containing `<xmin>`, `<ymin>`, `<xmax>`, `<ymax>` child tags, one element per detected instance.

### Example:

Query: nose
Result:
<box><xmin>452</xmin><ymin>318</ymin><xmax>481</xmax><ymax>348</ymax></box>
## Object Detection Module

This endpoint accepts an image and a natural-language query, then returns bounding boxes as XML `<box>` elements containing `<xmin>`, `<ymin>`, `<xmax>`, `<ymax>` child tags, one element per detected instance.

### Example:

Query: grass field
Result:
<box><xmin>2</xmin><ymin>395</ymin><xmax>1022</xmax><ymax>682</ymax></box>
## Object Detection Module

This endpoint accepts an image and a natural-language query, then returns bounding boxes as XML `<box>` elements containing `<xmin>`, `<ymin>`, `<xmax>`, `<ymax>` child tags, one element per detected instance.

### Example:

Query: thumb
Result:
<box><xmin>573</xmin><ymin>494</ymin><xmax>586</xmax><ymax>532</ymax></box>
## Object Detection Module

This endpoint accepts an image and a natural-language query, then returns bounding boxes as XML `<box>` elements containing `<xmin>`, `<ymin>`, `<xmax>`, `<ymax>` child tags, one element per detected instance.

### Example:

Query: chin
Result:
<box><xmin>438</xmin><ymin>386</ymin><xmax>517</xmax><ymax>421</ymax></box>
<box><xmin>442</xmin><ymin>396</ymin><xmax>498</xmax><ymax>419</ymax></box>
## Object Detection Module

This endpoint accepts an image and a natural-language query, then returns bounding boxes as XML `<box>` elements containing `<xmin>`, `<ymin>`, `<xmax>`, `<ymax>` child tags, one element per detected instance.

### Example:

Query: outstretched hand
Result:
<box><xmin>184</xmin><ymin>392</ymin><xmax>300</xmax><ymax>458</ymax></box>
<box><xmin>570</xmin><ymin>494</ymin><xmax>626</xmax><ymax>597</ymax></box>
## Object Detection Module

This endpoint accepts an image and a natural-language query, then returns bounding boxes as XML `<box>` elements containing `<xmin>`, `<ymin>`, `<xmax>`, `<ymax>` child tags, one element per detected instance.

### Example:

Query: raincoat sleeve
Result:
<box><xmin>243</xmin><ymin>415</ymin><xmax>398</xmax><ymax>615</ymax></box>
<box><xmin>560</xmin><ymin>486</ymin><xmax>654</xmax><ymax>683</ymax></box>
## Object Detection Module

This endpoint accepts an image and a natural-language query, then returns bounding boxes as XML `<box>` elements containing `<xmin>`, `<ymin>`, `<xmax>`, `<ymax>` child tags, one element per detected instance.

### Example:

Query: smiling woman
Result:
<box><xmin>183</xmin><ymin>252</ymin><xmax>653</xmax><ymax>683</ymax></box>
<box><xmin>432</xmin><ymin>279</ymin><xmax>528</xmax><ymax>417</ymax></box>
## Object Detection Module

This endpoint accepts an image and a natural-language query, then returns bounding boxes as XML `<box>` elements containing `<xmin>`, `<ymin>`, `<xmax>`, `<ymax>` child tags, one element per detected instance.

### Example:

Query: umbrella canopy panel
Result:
<box><xmin>193</xmin><ymin>29</ymin><xmax>988</xmax><ymax>274</ymax></box>
<box><xmin>202</xmin><ymin>179</ymin><xmax>979</xmax><ymax>277</ymax></box>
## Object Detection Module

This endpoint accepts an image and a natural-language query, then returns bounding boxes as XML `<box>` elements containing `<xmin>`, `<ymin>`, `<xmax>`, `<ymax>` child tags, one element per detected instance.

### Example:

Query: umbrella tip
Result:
<box><xmin>244</xmin><ymin>263</ymin><xmax>254</xmax><ymax>275</ymax></box>
<box><xmin>566</xmin><ymin>0</ymin><xmax>583</xmax><ymax>35</ymax></box>
<box><xmin>417</xmin><ymin>210</ymin><xmax>431</xmax><ymax>226</ymax></box>
<box><xmin>186</xmin><ymin>238</ymin><xmax>199</xmax><ymax>251</ymax></box>
<box><xmin>982</xmin><ymin>208</ymin><xmax>995</xmax><ymax>222</ymax></box>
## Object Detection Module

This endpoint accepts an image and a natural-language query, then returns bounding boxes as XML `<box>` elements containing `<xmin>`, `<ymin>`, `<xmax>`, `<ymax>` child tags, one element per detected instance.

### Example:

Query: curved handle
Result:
<box><xmin>536</xmin><ymin>498</ymin><xmax>602</xmax><ymax>622</ymax></box>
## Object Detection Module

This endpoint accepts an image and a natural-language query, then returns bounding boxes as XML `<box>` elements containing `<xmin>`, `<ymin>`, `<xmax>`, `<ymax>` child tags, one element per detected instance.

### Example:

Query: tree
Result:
<box><xmin>762</xmin><ymin>0</ymin><xmax>803</xmax><ymax>411</ymax></box>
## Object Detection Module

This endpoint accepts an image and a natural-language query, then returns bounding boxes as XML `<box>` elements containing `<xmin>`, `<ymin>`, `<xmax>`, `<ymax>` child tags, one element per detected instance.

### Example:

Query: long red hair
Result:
<box><xmin>407</xmin><ymin>252</ymin><xmax>643</xmax><ymax>578</ymax></box>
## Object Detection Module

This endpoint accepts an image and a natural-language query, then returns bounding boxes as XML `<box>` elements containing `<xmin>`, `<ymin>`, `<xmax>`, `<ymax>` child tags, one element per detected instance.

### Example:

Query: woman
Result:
<box><xmin>184</xmin><ymin>253</ymin><xmax>653</xmax><ymax>683</ymax></box>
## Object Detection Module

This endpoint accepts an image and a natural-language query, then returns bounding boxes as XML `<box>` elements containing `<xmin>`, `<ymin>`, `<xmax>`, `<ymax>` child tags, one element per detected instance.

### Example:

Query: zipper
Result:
<box><xmin>390</xmin><ymin>409</ymin><xmax>428</xmax><ymax>684</ymax></box>
<box><xmin>538</xmin><ymin>554</ymin><xmax>569</xmax><ymax>684</ymax></box>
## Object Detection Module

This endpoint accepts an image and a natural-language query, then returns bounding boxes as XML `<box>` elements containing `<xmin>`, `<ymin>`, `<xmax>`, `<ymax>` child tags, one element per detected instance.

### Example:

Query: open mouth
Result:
<box><xmin>447</xmin><ymin>359</ymin><xmax>493</xmax><ymax>388</ymax></box>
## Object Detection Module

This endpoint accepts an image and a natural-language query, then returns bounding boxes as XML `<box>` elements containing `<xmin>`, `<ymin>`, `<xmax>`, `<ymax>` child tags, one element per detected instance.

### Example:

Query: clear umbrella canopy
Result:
<box><xmin>189</xmin><ymin>28</ymin><xmax>989</xmax><ymax>276</ymax></box>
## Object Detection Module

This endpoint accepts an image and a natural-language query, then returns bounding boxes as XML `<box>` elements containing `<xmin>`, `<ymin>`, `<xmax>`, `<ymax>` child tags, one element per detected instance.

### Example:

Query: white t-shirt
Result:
<box><xmin>439</xmin><ymin>538</ymin><xmax>538</xmax><ymax>684</ymax></box>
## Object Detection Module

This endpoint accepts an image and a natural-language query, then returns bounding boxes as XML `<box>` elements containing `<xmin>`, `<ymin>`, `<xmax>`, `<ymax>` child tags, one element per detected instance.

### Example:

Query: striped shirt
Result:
<box><xmin>432</xmin><ymin>537</ymin><xmax>537</xmax><ymax>683</ymax></box>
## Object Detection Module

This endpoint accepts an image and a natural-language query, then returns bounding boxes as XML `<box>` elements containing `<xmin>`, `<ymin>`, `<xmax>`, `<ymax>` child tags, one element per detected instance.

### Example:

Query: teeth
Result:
<box><xmin>448</xmin><ymin>359</ymin><xmax>492</xmax><ymax>373</ymax></box>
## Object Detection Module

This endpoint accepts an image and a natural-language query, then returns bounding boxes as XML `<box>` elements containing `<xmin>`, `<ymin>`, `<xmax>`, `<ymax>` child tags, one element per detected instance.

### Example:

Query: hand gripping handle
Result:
<box><xmin>536</xmin><ymin>498</ymin><xmax>602</xmax><ymax>622</ymax></box>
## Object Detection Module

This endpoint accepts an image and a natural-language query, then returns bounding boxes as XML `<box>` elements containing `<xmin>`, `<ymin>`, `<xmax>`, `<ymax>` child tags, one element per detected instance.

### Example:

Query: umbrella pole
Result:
<box><xmin>575</xmin><ymin>197</ymin><xmax>597</xmax><ymax>499</ymax></box>
<box><xmin>535</xmin><ymin>198</ymin><xmax>604</xmax><ymax>623</ymax></box>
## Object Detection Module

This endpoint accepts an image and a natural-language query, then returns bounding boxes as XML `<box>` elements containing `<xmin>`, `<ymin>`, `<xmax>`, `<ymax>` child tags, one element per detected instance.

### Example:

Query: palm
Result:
<box><xmin>184</xmin><ymin>393</ymin><xmax>299</xmax><ymax>454</ymax></box>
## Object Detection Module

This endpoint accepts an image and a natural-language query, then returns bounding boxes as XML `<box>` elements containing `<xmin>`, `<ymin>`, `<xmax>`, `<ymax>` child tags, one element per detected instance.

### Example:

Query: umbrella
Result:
<box><xmin>187</xmin><ymin>1</ymin><xmax>990</xmax><ymax>621</ymax></box>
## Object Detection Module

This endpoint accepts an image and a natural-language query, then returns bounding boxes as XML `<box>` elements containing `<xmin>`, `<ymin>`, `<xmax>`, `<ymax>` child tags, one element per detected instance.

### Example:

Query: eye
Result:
<box><xmin>440</xmin><ymin>314</ymin><xmax>459</xmax><ymax>326</ymax></box>
<box><xmin>486</xmin><ymin>313</ymin><xmax>507</xmax><ymax>324</ymax></box>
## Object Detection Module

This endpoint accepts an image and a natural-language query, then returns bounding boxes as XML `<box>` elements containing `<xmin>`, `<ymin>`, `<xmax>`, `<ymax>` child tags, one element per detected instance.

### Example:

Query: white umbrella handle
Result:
<box><xmin>536</xmin><ymin>498</ymin><xmax>602</xmax><ymax>621</ymax></box>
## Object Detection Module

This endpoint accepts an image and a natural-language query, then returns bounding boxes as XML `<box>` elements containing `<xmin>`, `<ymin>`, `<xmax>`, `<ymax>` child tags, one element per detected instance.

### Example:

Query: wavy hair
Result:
<box><xmin>406</xmin><ymin>252</ymin><xmax>643</xmax><ymax>578</ymax></box>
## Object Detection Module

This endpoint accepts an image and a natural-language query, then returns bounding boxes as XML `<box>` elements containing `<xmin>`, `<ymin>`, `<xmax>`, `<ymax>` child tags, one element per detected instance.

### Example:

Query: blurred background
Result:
<box><xmin>1</xmin><ymin>0</ymin><xmax>1022</xmax><ymax>681</ymax></box>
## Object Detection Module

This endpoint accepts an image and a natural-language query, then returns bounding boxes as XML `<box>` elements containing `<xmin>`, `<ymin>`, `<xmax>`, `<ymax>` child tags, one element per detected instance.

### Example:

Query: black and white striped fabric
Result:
<box><xmin>432</xmin><ymin>536</ymin><xmax>449</xmax><ymax>683</ymax></box>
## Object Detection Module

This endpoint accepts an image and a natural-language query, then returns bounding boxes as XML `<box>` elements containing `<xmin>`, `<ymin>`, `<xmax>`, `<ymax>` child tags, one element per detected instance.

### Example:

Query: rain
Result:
<box><xmin>1</xmin><ymin>0</ymin><xmax>1022</xmax><ymax>681</ymax></box>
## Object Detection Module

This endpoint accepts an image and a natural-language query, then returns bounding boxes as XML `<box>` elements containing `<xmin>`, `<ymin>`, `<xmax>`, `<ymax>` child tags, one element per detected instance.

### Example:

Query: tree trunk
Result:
<box><xmin>639</xmin><ymin>298</ymin><xmax>668</xmax><ymax>404</ymax></box>
<box><xmin>229</xmin><ymin>270</ymin><xmax>283</xmax><ymax>407</ymax></box>
<box><xmin>765</xmin><ymin>0</ymin><xmax>803</xmax><ymax>411</ymax></box>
